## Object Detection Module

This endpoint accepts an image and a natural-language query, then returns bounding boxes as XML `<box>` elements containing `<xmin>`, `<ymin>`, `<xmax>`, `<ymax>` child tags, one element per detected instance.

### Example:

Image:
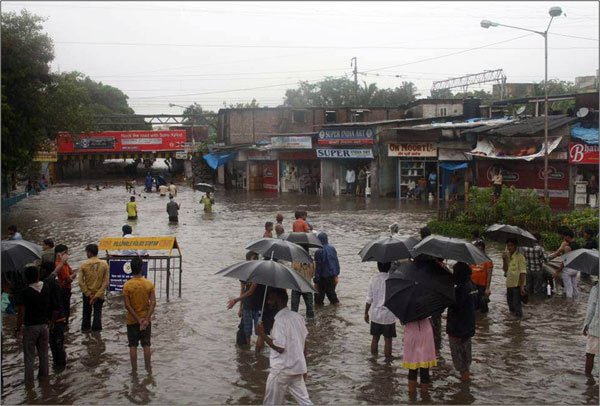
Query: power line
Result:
<box><xmin>549</xmin><ymin>32</ymin><xmax>599</xmax><ymax>41</ymax></box>
<box><xmin>362</xmin><ymin>33</ymin><xmax>534</xmax><ymax>73</ymax></box>
<box><xmin>90</xmin><ymin>68</ymin><xmax>348</xmax><ymax>79</ymax></box>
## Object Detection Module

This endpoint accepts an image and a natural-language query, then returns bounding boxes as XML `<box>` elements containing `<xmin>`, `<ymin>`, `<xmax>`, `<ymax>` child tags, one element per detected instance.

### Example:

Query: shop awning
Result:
<box><xmin>467</xmin><ymin>136</ymin><xmax>562</xmax><ymax>161</ymax></box>
<box><xmin>440</xmin><ymin>162</ymin><xmax>469</xmax><ymax>171</ymax></box>
<box><xmin>203</xmin><ymin>152</ymin><xmax>236</xmax><ymax>170</ymax></box>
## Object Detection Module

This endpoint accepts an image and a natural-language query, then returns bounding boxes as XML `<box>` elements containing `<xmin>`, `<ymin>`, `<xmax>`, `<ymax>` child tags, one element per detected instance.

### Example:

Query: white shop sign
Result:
<box><xmin>271</xmin><ymin>136</ymin><xmax>312</xmax><ymax>149</ymax></box>
<box><xmin>175</xmin><ymin>151</ymin><xmax>188</xmax><ymax>159</ymax></box>
<box><xmin>316</xmin><ymin>148</ymin><xmax>374</xmax><ymax>159</ymax></box>
<box><xmin>388</xmin><ymin>142</ymin><xmax>437</xmax><ymax>158</ymax></box>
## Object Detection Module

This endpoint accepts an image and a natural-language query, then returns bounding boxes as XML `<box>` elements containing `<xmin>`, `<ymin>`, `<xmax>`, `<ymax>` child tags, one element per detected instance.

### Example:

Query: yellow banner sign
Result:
<box><xmin>99</xmin><ymin>236</ymin><xmax>177</xmax><ymax>251</ymax></box>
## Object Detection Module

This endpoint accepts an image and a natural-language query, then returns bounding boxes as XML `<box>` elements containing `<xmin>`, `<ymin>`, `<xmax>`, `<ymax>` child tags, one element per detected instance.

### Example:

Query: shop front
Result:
<box><xmin>247</xmin><ymin>150</ymin><xmax>278</xmax><ymax>192</ymax></box>
<box><xmin>317</xmin><ymin>126</ymin><xmax>376</xmax><ymax>196</ymax></box>
<box><xmin>438</xmin><ymin>148</ymin><xmax>472</xmax><ymax>202</ymax></box>
<box><xmin>270</xmin><ymin>135</ymin><xmax>319</xmax><ymax>194</ymax></box>
<box><xmin>568</xmin><ymin>141</ymin><xmax>599</xmax><ymax>207</ymax></box>
<box><xmin>476</xmin><ymin>159</ymin><xmax>571</xmax><ymax>209</ymax></box>
<box><xmin>387</xmin><ymin>141</ymin><xmax>438</xmax><ymax>199</ymax></box>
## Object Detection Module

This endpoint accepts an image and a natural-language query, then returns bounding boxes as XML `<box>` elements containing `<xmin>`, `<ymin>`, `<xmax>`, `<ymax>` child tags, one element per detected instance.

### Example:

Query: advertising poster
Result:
<box><xmin>57</xmin><ymin>130</ymin><xmax>187</xmax><ymax>153</ymax></box>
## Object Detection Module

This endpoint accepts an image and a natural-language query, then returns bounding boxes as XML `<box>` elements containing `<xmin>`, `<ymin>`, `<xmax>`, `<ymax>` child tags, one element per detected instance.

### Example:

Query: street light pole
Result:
<box><xmin>169</xmin><ymin>103</ymin><xmax>195</xmax><ymax>147</ymax></box>
<box><xmin>480</xmin><ymin>7</ymin><xmax>562</xmax><ymax>202</ymax></box>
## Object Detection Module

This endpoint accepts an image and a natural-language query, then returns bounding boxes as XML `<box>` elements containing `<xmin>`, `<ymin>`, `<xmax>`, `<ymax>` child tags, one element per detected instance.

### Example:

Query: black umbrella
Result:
<box><xmin>358</xmin><ymin>235</ymin><xmax>419</xmax><ymax>262</ymax></box>
<box><xmin>483</xmin><ymin>224</ymin><xmax>537</xmax><ymax>247</ymax></box>
<box><xmin>194</xmin><ymin>183</ymin><xmax>216</xmax><ymax>193</ymax></box>
<box><xmin>216</xmin><ymin>259</ymin><xmax>317</xmax><ymax>319</ymax></box>
<box><xmin>562</xmin><ymin>249</ymin><xmax>599</xmax><ymax>275</ymax></box>
<box><xmin>1</xmin><ymin>240</ymin><xmax>42</xmax><ymax>273</ymax></box>
<box><xmin>384</xmin><ymin>260</ymin><xmax>455</xmax><ymax>324</ymax></box>
<box><xmin>412</xmin><ymin>235</ymin><xmax>491</xmax><ymax>264</ymax></box>
<box><xmin>245</xmin><ymin>238</ymin><xmax>313</xmax><ymax>264</ymax></box>
<box><xmin>283</xmin><ymin>232</ymin><xmax>323</xmax><ymax>248</ymax></box>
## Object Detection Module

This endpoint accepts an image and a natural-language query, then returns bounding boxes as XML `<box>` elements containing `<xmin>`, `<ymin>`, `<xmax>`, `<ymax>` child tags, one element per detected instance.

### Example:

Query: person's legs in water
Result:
<box><xmin>407</xmin><ymin>369</ymin><xmax>418</xmax><ymax>395</ymax></box>
<box><xmin>585</xmin><ymin>353</ymin><xmax>595</xmax><ymax>376</ymax></box>
<box><xmin>303</xmin><ymin>292</ymin><xmax>314</xmax><ymax>319</ymax></box>
<box><xmin>383</xmin><ymin>337</ymin><xmax>393</xmax><ymax>359</ymax></box>
<box><xmin>81</xmin><ymin>294</ymin><xmax>92</xmax><ymax>332</ymax></box>
<box><xmin>419</xmin><ymin>368</ymin><xmax>431</xmax><ymax>396</ymax></box>
<box><xmin>91</xmin><ymin>298</ymin><xmax>103</xmax><ymax>331</ymax></box>
<box><xmin>143</xmin><ymin>346</ymin><xmax>151</xmax><ymax>373</ymax></box>
<box><xmin>129</xmin><ymin>346</ymin><xmax>138</xmax><ymax>372</ymax></box>
<box><xmin>370</xmin><ymin>335</ymin><xmax>380</xmax><ymax>356</ymax></box>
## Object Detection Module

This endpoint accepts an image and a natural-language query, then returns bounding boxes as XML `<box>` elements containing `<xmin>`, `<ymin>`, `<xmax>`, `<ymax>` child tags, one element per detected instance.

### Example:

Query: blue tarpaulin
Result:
<box><xmin>203</xmin><ymin>153</ymin><xmax>236</xmax><ymax>170</ymax></box>
<box><xmin>571</xmin><ymin>123</ymin><xmax>599</xmax><ymax>145</ymax></box>
<box><xmin>439</xmin><ymin>162</ymin><xmax>469</xmax><ymax>171</ymax></box>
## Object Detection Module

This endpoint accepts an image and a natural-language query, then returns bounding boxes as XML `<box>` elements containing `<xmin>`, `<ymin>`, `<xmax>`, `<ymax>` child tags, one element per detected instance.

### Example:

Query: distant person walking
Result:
<box><xmin>357</xmin><ymin>167</ymin><xmax>367</xmax><ymax>196</ymax></box>
<box><xmin>166</xmin><ymin>195</ymin><xmax>180</xmax><ymax>223</ymax></box>
<box><xmin>365</xmin><ymin>262</ymin><xmax>396</xmax><ymax>359</ymax></box>
<box><xmin>78</xmin><ymin>244</ymin><xmax>109</xmax><ymax>332</ymax></box>
<box><xmin>200</xmin><ymin>192</ymin><xmax>214</xmax><ymax>213</ymax></box>
<box><xmin>145</xmin><ymin>173</ymin><xmax>153</xmax><ymax>193</ymax></box>
<box><xmin>123</xmin><ymin>257</ymin><xmax>156</xmax><ymax>373</ymax></box>
<box><xmin>313</xmin><ymin>232</ymin><xmax>340</xmax><ymax>306</ymax></box>
<box><xmin>427</xmin><ymin>172</ymin><xmax>437</xmax><ymax>199</ymax></box>
<box><xmin>168</xmin><ymin>182</ymin><xmax>177</xmax><ymax>197</ymax></box>
<box><xmin>127</xmin><ymin>196</ymin><xmax>138</xmax><ymax>220</ymax></box>
<box><xmin>345</xmin><ymin>167</ymin><xmax>356</xmax><ymax>195</ymax></box>
<box><xmin>256</xmin><ymin>288</ymin><xmax>311</xmax><ymax>406</ymax></box>
<box><xmin>521</xmin><ymin>233</ymin><xmax>548</xmax><ymax>297</ymax></box>
<box><xmin>292</xmin><ymin>211</ymin><xmax>311</xmax><ymax>233</ymax></box>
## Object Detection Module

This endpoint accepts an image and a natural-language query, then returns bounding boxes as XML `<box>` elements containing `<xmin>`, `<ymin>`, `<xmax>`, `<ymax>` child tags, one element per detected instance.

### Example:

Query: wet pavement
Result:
<box><xmin>1</xmin><ymin>181</ymin><xmax>598</xmax><ymax>404</ymax></box>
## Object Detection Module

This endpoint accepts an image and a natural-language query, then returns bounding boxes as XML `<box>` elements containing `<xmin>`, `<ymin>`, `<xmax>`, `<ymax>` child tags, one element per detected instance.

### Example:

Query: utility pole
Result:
<box><xmin>351</xmin><ymin>57</ymin><xmax>358</xmax><ymax>105</ymax></box>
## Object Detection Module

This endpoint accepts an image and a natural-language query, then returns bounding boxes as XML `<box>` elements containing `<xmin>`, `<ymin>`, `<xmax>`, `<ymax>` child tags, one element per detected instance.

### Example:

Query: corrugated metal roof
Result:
<box><xmin>462</xmin><ymin>115</ymin><xmax>576</xmax><ymax>136</ymax></box>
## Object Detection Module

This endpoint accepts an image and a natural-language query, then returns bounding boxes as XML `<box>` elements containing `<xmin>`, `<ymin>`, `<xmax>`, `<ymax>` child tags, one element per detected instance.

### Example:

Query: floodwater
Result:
<box><xmin>1</xmin><ymin>181</ymin><xmax>598</xmax><ymax>405</ymax></box>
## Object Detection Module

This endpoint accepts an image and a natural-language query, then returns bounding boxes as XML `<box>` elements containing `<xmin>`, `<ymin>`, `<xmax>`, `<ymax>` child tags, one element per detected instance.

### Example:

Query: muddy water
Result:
<box><xmin>1</xmin><ymin>182</ymin><xmax>598</xmax><ymax>405</ymax></box>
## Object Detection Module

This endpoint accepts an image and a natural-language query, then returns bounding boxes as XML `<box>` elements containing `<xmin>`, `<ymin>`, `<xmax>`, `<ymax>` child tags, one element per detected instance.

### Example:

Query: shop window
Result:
<box><xmin>325</xmin><ymin>111</ymin><xmax>337</xmax><ymax>123</ymax></box>
<box><xmin>292</xmin><ymin>110</ymin><xmax>306</xmax><ymax>124</ymax></box>
<box><xmin>353</xmin><ymin>110</ymin><xmax>368</xmax><ymax>122</ymax></box>
<box><xmin>440</xmin><ymin>107</ymin><xmax>447</xmax><ymax>117</ymax></box>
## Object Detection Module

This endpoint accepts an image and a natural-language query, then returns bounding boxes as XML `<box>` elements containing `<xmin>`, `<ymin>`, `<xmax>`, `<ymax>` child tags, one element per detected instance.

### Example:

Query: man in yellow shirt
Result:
<box><xmin>123</xmin><ymin>257</ymin><xmax>156</xmax><ymax>372</ymax></box>
<box><xmin>78</xmin><ymin>244</ymin><xmax>109</xmax><ymax>332</ymax></box>
<box><xmin>502</xmin><ymin>237</ymin><xmax>527</xmax><ymax>318</ymax></box>
<box><xmin>126</xmin><ymin>196</ymin><xmax>138</xmax><ymax>220</ymax></box>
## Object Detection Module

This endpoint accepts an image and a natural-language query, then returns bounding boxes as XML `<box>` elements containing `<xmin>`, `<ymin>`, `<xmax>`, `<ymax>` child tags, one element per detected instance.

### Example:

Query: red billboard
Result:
<box><xmin>57</xmin><ymin>130</ymin><xmax>187</xmax><ymax>153</ymax></box>
<box><xmin>568</xmin><ymin>142</ymin><xmax>599</xmax><ymax>165</ymax></box>
<box><xmin>477</xmin><ymin>160</ymin><xmax>570</xmax><ymax>209</ymax></box>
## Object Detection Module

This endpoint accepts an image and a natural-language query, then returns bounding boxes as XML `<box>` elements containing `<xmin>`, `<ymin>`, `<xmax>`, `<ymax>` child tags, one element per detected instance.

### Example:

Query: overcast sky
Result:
<box><xmin>3</xmin><ymin>1</ymin><xmax>599</xmax><ymax>115</ymax></box>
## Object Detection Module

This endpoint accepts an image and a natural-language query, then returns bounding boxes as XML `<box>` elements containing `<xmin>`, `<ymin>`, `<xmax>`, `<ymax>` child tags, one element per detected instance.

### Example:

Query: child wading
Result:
<box><xmin>365</xmin><ymin>262</ymin><xmax>396</xmax><ymax>359</ymax></box>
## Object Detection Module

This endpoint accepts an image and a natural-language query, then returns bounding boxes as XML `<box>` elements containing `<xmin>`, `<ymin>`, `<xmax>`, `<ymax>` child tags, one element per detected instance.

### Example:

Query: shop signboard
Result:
<box><xmin>388</xmin><ymin>142</ymin><xmax>437</xmax><ymax>158</ymax></box>
<box><xmin>108</xmin><ymin>259</ymin><xmax>148</xmax><ymax>292</ymax></box>
<box><xmin>318</xmin><ymin>127</ymin><xmax>374</xmax><ymax>145</ymax></box>
<box><xmin>175</xmin><ymin>151</ymin><xmax>188</xmax><ymax>159</ymax></box>
<box><xmin>316</xmin><ymin>148</ymin><xmax>374</xmax><ymax>159</ymax></box>
<box><xmin>278</xmin><ymin>150</ymin><xmax>317</xmax><ymax>160</ymax></box>
<box><xmin>57</xmin><ymin>130</ymin><xmax>187</xmax><ymax>153</ymax></box>
<box><xmin>33</xmin><ymin>139</ymin><xmax>58</xmax><ymax>162</ymax></box>
<box><xmin>477</xmin><ymin>161</ymin><xmax>570</xmax><ymax>208</ymax></box>
<box><xmin>271</xmin><ymin>136</ymin><xmax>312</xmax><ymax>149</ymax></box>
<box><xmin>568</xmin><ymin>142</ymin><xmax>599</xmax><ymax>165</ymax></box>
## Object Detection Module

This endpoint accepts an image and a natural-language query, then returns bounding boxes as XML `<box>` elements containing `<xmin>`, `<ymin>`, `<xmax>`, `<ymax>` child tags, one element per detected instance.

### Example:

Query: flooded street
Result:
<box><xmin>1</xmin><ymin>182</ymin><xmax>598</xmax><ymax>405</ymax></box>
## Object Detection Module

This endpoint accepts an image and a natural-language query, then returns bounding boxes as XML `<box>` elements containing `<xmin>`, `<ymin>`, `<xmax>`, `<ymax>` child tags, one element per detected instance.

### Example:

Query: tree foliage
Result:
<box><xmin>534</xmin><ymin>79</ymin><xmax>577</xmax><ymax>97</ymax></box>
<box><xmin>282</xmin><ymin>76</ymin><xmax>418</xmax><ymax>108</ymax></box>
<box><xmin>1</xmin><ymin>10</ymin><xmax>54</xmax><ymax>174</ymax></box>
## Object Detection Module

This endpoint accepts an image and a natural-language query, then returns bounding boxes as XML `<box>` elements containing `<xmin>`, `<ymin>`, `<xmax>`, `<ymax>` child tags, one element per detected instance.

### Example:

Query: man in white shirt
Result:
<box><xmin>120</xmin><ymin>225</ymin><xmax>148</xmax><ymax>257</ymax></box>
<box><xmin>168</xmin><ymin>182</ymin><xmax>177</xmax><ymax>197</ymax></box>
<box><xmin>345</xmin><ymin>168</ymin><xmax>356</xmax><ymax>195</ymax></box>
<box><xmin>365</xmin><ymin>262</ymin><xmax>397</xmax><ymax>359</ymax></box>
<box><xmin>256</xmin><ymin>288</ymin><xmax>312</xmax><ymax>406</ymax></box>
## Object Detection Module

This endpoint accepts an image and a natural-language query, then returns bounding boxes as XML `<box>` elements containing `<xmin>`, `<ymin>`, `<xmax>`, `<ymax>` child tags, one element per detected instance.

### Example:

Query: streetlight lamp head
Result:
<box><xmin>169</xmin><ymin>103</ymin><xmax>175</xmax><ymax>107</ymax></box>
<box><xmin>480</xmin><ymin>20</ymin><xmax>496</xmax><ymax>28</ymax></box>
<box><xmin>549</xmin><ymin>6</ymin><xmax>562</xmax><ymax>17</ymax></box>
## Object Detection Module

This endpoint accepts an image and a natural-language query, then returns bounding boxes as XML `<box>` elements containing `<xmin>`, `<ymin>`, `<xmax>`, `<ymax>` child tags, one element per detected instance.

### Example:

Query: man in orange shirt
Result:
<box><xmin>470</xmin><ymin>241</ymin><xmax>493</xmax><ymax>314</ymax></box>
<box><xmin>292</xmin><ymin>211</ymin><xmax>311</xmax><ymax>233</ymax></box>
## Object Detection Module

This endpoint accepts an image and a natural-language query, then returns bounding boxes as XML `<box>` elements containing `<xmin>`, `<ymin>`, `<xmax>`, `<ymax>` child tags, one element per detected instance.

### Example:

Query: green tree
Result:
<box><xmin>1</xmin><ymin>10</ymin><xmax>54</xmax><ymax>179</ymax></box>
<box><xmin>182</xmin><ymin>103</ymin><xmax>218</xmax><ymax>142</ymax></box>
<box><xmin>534</xmin><ymin>79</ymin><xmax>577</xmax><ymax>96</ymax></box>
<box><xmin>223</xmin><ymin>98</ymin><xmax>260</xmax><ymax>109</ymax></box>
<box><xmin>371</xmin><ymin>81</ymin><xmax>419</xmax><ymax>106</ymax></box>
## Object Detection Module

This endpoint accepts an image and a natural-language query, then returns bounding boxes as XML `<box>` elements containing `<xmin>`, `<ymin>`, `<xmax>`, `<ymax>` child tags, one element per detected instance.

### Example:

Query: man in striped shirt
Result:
<box><xmin>520</xmin><ymin>232</ymin><xmax>548</xmax><ymax>297</ymax></box>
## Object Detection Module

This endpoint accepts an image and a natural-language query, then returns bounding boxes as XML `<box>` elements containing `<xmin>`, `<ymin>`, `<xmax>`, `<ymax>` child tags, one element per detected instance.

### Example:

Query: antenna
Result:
<box><xmin>516</xmin><ymin>105</ymin><xmax>526</xmax><ymax>115</ymax></box>
<box><xmin>576</xmin><ymin>107</ymin><xmax>589</xmax><ymax>118</ymax></box>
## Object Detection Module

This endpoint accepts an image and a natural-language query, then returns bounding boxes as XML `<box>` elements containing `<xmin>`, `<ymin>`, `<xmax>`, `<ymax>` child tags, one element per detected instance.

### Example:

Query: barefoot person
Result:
<box><xmin>365</xmin><ymin>262</ymin><xmax>396</xmax><ymax>359</ymax></box>
<box><xmin>583</xmin><ymin>281</ymin><xmax>599</xmax><ymax>376</ymax></box>
<box><xmin>123</xmin><ymin>257</ymin><xmax>156</xmax><ymax>372</ymax></box>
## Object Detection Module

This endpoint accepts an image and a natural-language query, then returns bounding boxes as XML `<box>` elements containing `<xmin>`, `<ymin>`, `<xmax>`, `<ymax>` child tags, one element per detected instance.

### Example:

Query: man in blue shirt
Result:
<box><xmin>428</xmin><ymin>172</ymin><xmax>437</xmax><ymax>198</ymax></box>
<box><xmin>313</xmin><ymin>232</ymin><xmax>340</xmax><ymax>306</ymax></box>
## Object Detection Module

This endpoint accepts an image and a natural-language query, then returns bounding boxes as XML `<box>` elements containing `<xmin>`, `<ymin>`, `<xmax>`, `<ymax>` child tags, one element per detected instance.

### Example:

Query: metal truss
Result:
<box><xmin>431</xmin><ymin>69</ymin><xmax>507</xmax><ymax>97</ymax></box>
<box><xmin>93</xmin><ymin>114</ymin><xmax>216</xmax><ymax>128</ymax></box>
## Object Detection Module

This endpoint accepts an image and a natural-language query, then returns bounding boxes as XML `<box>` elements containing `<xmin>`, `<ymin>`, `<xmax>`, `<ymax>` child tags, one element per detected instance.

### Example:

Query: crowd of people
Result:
<box><xmin>3</xmin><ymin>196</ymin><xmax>598</xmax><ymax>403</ymax></box>
<box><xmin>3</xmin><ymin>225</ymin><xmax>157</xmax><ymax>387</ymax></box>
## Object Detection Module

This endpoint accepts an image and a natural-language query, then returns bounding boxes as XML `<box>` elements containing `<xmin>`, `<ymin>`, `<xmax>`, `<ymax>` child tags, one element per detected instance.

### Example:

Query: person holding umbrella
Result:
<box><xmin>548</xmin><ymin>228</ymin><xmax>580</xmax><ymax>298</ymax></box>
<box><xmin>502</xmin><ymin>238</ymin><xmax>527</xmax><ymax>318</ymax></box>
<box><xmin>256</xmin><ymin>288</ymin><xmax>311</xmax><ymax>405</ymax></box>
